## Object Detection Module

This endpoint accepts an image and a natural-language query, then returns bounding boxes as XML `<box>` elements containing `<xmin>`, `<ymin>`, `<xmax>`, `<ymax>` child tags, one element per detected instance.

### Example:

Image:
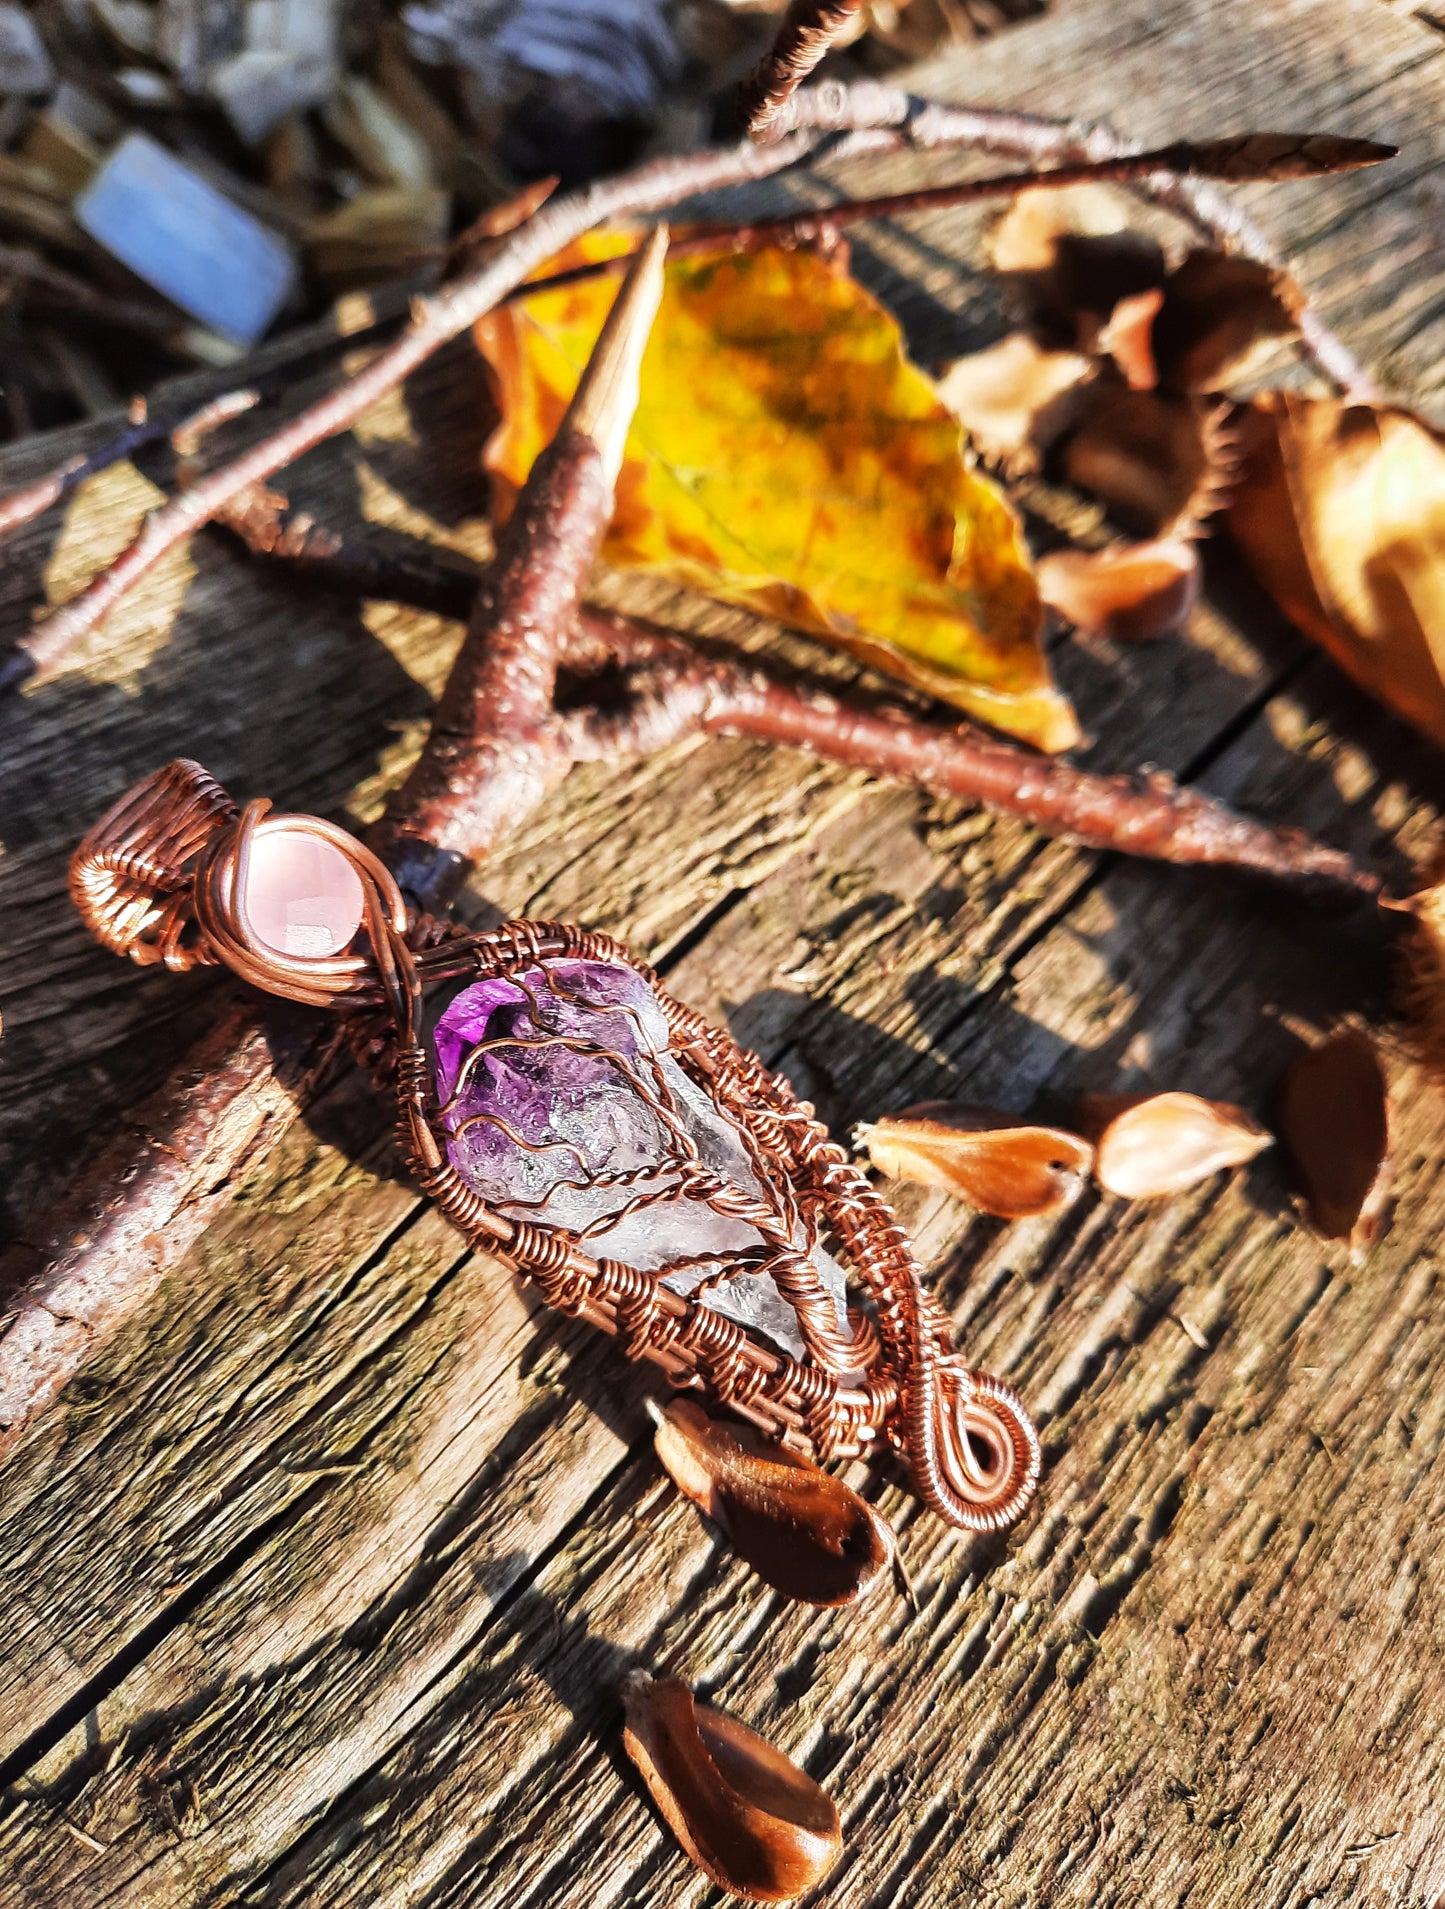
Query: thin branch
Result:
<box><xmin>562</xmin><ymin>616</ymin><xmax>1380</xmax><ymax>908</ymax></box>
<box><xmin>0</xmin><ymin>92</ymin><xmax>1385</xmax><ymax>696</ymax></box>
<box><xmin>213</xmin><ymin>515</ymin><xmax>1381</xmax><ymax>909</ymax></box>
<box><xmin>3</xmin><ymin>138</ymin><xmax>824</xmax><ymax>694</ymax></box>
<box><xmin>0</xmin><ymin>390</ymin><xmax>261</xmax><ymax>544</ymax></box>
<box><xmin>765</xmin><ymin>82</ymin><xmax>1382</xmax><ymax>395</ymax></box>
<box><xmin>737</xmin><ymin>0</ymin><xmax>869</xmax><ymax>142</ymax></box>
<box><xmin>515</xmin><ymin>134</ymin><xmax>1394</xmax><ymax>302</ymax></box>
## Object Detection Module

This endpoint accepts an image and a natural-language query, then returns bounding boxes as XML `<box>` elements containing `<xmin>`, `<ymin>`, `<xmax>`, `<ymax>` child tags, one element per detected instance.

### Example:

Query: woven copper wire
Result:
<box><xmin>70</xmin><ymin>759</ymin><xmax>238</xmax><ymax>970</ymax></box>
<box><xmin>71</xmin><ymin>762</ymin><xmax>1042</xmax><ymax>1533</ymax></box>
<box><xmin>409</xmin><ymin>918</ymin><xmax>1041</xmax><ymax>1529</ymax></box>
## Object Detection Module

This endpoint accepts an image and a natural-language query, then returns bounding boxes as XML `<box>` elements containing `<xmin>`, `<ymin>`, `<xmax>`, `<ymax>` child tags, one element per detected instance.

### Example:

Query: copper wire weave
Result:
<box><xmin>71</xmin><ymin>762</ymin><xmax>1041</xmax><ymax>1532</ymax></box>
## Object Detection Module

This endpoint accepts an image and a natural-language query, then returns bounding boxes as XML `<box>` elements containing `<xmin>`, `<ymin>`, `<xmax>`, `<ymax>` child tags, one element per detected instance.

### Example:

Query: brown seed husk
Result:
<box><xmin>622</xmin><ymin>1671</ymin><xmax>841</xmax><ymax>1903</ymax></box>
<box><xmin>1097</xmin><ymin>287</ymin><xmax>1164</xmax><ymax>392</ymax></box>
<box><xmin>1079</xmin><ymin>1091</ymin><xmax>1272</xmax><ymax>1199</ymax></box>
<box><xmin>1062</xmin><ymin>384</ymin><xmax>1209</xmax><ymax>536</ymax></box>
<box><xmin>858</xmin><ymin>1102</ymin><xmax>1094</xmax><ymax>1218</ymax></box>
<box><xmin>1151</xmin><ymin>250</ymin><xmax>1303</xmax><ymax>393</ymax></box>
<box><xmin>1228</xmin><ymin>392</ymin><xmax>1445</xmax><ymax>750</ymax></box>
<box><xmin>937</xmin><ymin>332</ymin><xmax>1094</xmax><ymax>470</ymax></box>
<box><xmin>1278</xmin><ymin>1029</ymin><xmax>1391</xmax><ymax>1247</ymax></box>
<box><xmin>651</xmin><ymin>1399</ymin><xmax>894</xmax><ymax>1606</ymax></box>
<box><xmin>1037</xmin><ymin>536</ymin><xmax>1200</xmax><ymax>643</ymax></box>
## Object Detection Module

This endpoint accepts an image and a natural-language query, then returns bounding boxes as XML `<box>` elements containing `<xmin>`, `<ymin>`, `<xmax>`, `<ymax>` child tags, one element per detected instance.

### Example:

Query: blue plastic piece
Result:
<box><xmin>76</xmin><ymin>132</ymin><xmax>298</xmax><ymax>346</ymax></box>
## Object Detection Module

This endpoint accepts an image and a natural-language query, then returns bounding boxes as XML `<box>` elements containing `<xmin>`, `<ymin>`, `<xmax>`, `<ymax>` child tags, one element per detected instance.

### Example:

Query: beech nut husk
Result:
<box><xmin>857</xmin><ymin>1102</ymin><xmax>1094</xmax><ymax>1218</ymax></box>
<box><xmin>651</xmin><ymin>1398</ymin><xmax>894</xmax><ymax>1606</ymax></box>
<box><xmin>1037</xmin><ymin>536</ymin><xmax>1200</xmax><ymax>643</ymax></box>
<box><xmin>1278</xmin><ymin>1028</ymin><xmax>1390</xmax><ymax>1247</ymax></box>
<box><xmin>622</xmin><ymin>1671</ymin><xmax>841</xmax><ymax>1902</ymax></box>
<box><xmin>1079</xmin><ymin>1091</ymin><xmax>1272</xmax><ymax>1198</ymax></box>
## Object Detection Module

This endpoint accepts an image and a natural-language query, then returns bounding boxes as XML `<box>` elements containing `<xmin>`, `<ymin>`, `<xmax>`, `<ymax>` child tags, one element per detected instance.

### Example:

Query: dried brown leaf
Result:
<box><xmin>650</xmin><ymin>1398</ymin><xmax>894</xmax><ymax>1606</ymax></box>
<box><xmin>1278</xmin><ymin>1030</ymin><xmax>1390</xmax><ymax>1247</ymax></box>
<box><xmin>858</xmin><ymin>1102</ymin><xmax>1094</xmax><ymax>1218</ymax></box>
<box><xmin>936</xmin><ymin>332</ymin><xmax>1093</xmax><ymax>468</ymax></box>
<box><xmin>1062</xmin><ymin>384</ymin><xmax>1208</xmax><ymax>536</ymax></box>
<box><xmin>1037</xmin><ymin>536</ymin><xmax>1200</xmax><ymax>642</ymax></box>
<box><xmin>1228</xmin><ymin>392</ymin><xmax>1445</xmax><ymax>749</ymax></box>
<box><xmin>622</xmin><ymin>1671</ymin><xmax>841</xmax><ymax>1902</ymax></box>
<box><xmin>1151</xmin><ymin>250</ymin><xmax>1303</xmax><ymax>393</ymax></box>
<box><xmin>1079</xmin><ymin>1091</ymin><xmax>1272</xmax><ymax>1199</ymax></box>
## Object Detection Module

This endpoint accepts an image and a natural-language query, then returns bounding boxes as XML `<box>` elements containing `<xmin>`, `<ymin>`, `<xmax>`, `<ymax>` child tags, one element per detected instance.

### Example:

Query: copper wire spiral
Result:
<box><xmin>70</xmin><ymin>761</ymin><xmax>1042</xmax><ymax>1532</ymax></box>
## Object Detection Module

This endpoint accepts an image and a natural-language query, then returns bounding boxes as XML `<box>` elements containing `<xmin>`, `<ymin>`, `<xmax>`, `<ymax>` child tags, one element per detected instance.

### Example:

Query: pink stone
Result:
<box><xmin>242</xmin><ymin>828</ymin><xmax>365</xmax><ymax>958</ymax></box>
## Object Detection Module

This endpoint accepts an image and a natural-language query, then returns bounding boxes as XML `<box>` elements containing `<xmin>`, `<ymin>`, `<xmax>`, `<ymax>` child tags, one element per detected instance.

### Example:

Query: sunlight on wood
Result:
<box><xmin>40</xmin><ymin>462</ymin><xmax>195</xmax><ymax>690</ymax></box>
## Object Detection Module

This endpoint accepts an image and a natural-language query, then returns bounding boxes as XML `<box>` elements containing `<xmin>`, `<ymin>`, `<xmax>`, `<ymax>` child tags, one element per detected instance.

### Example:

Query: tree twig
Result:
<box><xmin>211</xmin><ymin>508</ymin><xmax>1381</xmax><ymax>910</ymax></box>
<box><xmin>1</xmin><ymin>89</ymin><xmax>1384</xmax><ymax>699</ymax></box>
<box><xmin>512</xmin><ymin>134</ymin><xmax>1393</xmax><ymax>304</ymax></box>
<box><xmin>737</xmin><ymin>0</ymin><xmax>869</xmax><ymax>142</ymax></box>
<box><xmin>765</xmin><ymin>81</ymin><xmax>1380</xmax><ymax>395</ymax></box>
<box><xmin>596</xmin><ymin>634</ymin><xmax>1381</xmax><ymax>907</ymax></box>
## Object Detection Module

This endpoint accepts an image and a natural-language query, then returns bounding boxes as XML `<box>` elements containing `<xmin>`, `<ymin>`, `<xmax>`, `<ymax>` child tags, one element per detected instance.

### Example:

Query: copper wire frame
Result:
<box><xmin>71</xmin><ymin>760</ymin><xmax>1042</xmax><ymax>1533</ymax></box>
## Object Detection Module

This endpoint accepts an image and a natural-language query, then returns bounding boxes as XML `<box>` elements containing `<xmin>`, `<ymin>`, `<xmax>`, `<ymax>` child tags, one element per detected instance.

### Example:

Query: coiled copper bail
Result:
<box><xmin>70</xmin><ymin>759</ymin><xmax>409</xmax><ymax>1008</ymax></box>
<box><xmin>69</xmin><ymin>758</ymin><xmax>238</xmax><ymax>971</ymax></box>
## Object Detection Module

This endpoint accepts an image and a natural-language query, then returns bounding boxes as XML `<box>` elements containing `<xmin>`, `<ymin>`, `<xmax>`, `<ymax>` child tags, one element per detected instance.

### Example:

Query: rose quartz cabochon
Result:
<box><xmin>242</xmin><ymin>830</ymin><xmax>366</xmax><ymax>957</ymax></box>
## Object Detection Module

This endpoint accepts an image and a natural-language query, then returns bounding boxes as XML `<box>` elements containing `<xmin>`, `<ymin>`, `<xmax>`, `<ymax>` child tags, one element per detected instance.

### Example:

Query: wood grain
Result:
<box><xmin>2</xmin><ymin>1</ymin><xmax>1445</xmax><ymax>1904</ymax></box>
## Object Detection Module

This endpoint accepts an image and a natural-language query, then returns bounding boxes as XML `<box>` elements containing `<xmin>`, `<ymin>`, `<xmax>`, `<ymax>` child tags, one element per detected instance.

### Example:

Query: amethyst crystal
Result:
<box><xmin>432</xmin><ymin>957</ymin><xmax>849</xmax><ymax>1360</ymax></box>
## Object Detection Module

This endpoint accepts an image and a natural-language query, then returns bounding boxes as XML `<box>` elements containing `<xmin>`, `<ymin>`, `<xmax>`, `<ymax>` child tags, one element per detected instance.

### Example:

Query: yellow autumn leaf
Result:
<box><xmin>475</xmin><ymin>233</ymin><xmax>1078</xmax><ymax>753</ymax></box>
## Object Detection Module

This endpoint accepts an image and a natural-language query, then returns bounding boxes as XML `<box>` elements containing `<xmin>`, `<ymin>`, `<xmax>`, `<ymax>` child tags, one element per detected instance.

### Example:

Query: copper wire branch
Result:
<box><xmin>66</xmin><ymin>770</ymin><xmax>1041</xmax><ymax>1530</ymax></box>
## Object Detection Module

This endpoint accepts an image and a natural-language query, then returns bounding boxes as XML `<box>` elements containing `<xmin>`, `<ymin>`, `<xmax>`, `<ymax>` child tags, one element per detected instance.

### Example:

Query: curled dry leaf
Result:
<box><xmin>622</xmin><ymin>1671</ymin><xmax>841</xmax><ymax>1903</ymax></box>
<box><xmin>1037</xmin><ymin>536</ymin><xmax>1200</xmax><ymax>642</ymax></box>
<box><xmin>650</xmin><ymin>1397</ymin><xmax>894</xmax><ymax>1606</ymax></box>
<box><xmin>1079</xmin><ymin>1091</ymin><xmax>1272</xmax><ymax>1199</ymax></box>
<box><xmin>857</xmin><ymin>1102</ymin><xmax>1094</xmax><ymax>1218</ymax></box>
<box><xmin>1149</xmin><ymin>251</ymin><xmax>1303</xmax><ymax>394</ymax></box>
<box><xmin>1229</xmin><ymin>392</ymin><xmax>1445</xmax><ymax>749</ymax></box>
<box><xmin>1278</xmin><ymin>1029</ymin><xmax>1390</xmax><ymax>1247</ymax></box>
<box><xmin>937</xmin><ymin>331</ymin><xmax>1093</xmax><ymax>469</ymax></box>
<box><xmin>477</xmin><ymin>232</ymin><xmax>1079</xmax><ymax>751</ymax></box>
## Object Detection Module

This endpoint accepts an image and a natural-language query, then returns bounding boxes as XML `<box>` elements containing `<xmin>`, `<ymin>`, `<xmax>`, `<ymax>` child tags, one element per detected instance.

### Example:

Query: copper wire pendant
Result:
<box><xmin>72</xmin><ymin>758</ymin><xmax>1041</xmax><ymax>1532</ymax></box>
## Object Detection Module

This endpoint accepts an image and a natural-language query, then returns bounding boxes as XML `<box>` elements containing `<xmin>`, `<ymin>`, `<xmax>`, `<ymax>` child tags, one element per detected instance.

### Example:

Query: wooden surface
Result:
<box><xmin>4</xmin><ymin>1</ymin><xmax>1445</xmax><ymax>1903</ymax></box>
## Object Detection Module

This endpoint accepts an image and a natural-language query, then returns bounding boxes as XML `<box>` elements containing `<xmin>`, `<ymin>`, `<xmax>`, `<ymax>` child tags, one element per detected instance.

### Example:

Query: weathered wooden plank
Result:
<box><xmin>1</xmin><ymin>0</ymin><xmax>1444</xmax><ymax>1904</ymax></box>
<box><xmin>222</xmin><ymin>674</ymin><xmax>1445</xmax><ymax>1909</ymax></box>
